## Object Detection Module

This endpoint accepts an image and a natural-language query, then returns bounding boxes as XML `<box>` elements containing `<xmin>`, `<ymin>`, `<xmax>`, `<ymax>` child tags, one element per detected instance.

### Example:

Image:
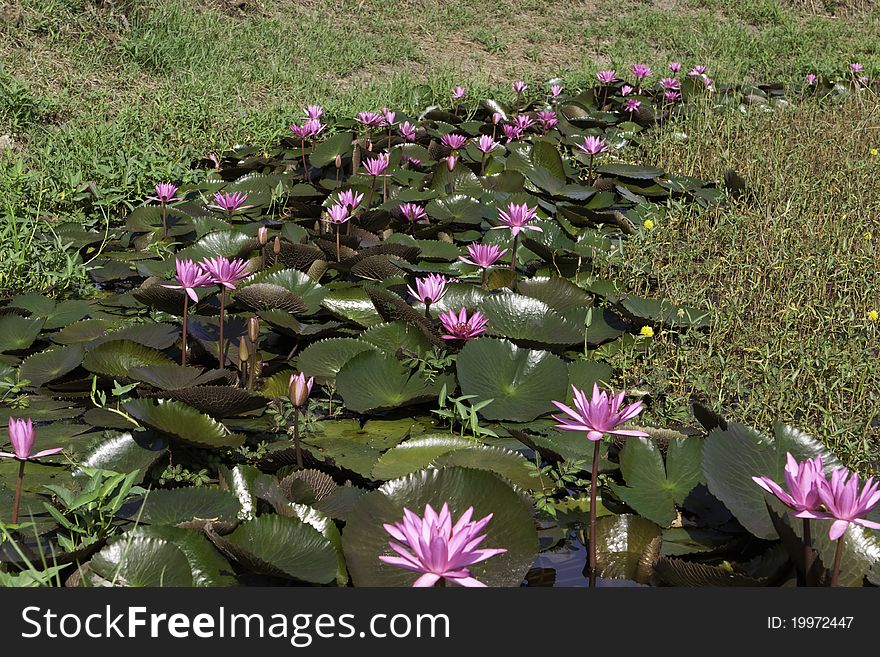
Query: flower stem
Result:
<box><xmin>481</xmin><ymin>268</ymin><xmax>488</xmax><ymax>290</ymax></box>
<box><xmin>803</xmin><ymin>518</ymin><xmax>813</xmax><ymax>586</ymax></box>
<box><xmin>830</xmin><ymin>536</ymin><xmax>844</xmax><ymax>587</ymax></box>
<box><xmin>434</xmin><ymin>577</ymin><xmax>446</xmax><ymax>588</ymax></box>
<box><xmin>160</xmin><ymin>202</ymin><xmax>168</xmax><ymax>240</ymax></box>
<box><xmin>11</xmin><ymin>459</ymin><xmax>25</xmax><ymax>525</ymax></box>
<box><xmin>301</xmin><ymin>144</ymin><xmax>308</xmax><ymax>181</ymax></box>
<box><xmin>335</xmin><ymin>225</ymin><xmax>341</xmax><ymax>262</ymax></box>
<box><xmin>383</xmin><ymin>175</ymin><xmax>387</xmax><ymax>204</ymax></box>
<box><xmin>480</xmin><ymin>153</ymin><xmax>486</xmax><ymax>176</ymax></box>
<box><xmin>509</xmin><ymin>234</ymin><xmax>519</xmax><ymax>272</ymax></box>
<box><xmin>181</xmin><ymin>295</ymin><xmax>189</xmax><ymax>366</ymax></box>
<box><xmin>218</xmin><ymin>288</ymin><xmax>226</xmax><ymax>366</ymax></box>
<box><xmin>588</xmin><ymin>439</ymin><xmax>600</xmax><ymax>588</ymax></box>
<box><xmin>366</xmin><ymin>178</ymin><xmax>375</xmax><ymax>210</ymax></box>
<box><xmin>425</xmin><ymin>301</ymin><xmax>432</xmax><ymax>320</ymax></box>
<box><xmin>293</xmin><ymin>408</ymin><xmax>303</xmax><ymax>469</ymax></box>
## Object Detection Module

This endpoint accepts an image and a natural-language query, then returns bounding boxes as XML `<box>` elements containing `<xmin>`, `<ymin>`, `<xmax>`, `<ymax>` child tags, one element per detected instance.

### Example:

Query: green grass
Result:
<box><xmin>0</xmin><ymin>0</ymin><xmax>879</xmax><ymax>466</ymax></box>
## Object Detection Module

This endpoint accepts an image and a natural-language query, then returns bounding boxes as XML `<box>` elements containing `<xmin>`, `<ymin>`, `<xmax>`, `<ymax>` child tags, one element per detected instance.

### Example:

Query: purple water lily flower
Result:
<box><xmin>537</xmin><ymin>110</ymin><xmax>558</xmax><ymax>131</ymax></box>
<box><xmin>514</xmin><ymin>114</ymin><xmax>535</xmax><ymax>131</ymax></box>
<box><xmin>399</xmin><ymin>121</ymin><xmax>417</xmax><ymax>142</ymax></box>
<box><xmin>850</xmin><ymin>62</ymin><xmax>863</xmax><ymax>73</ymax></box>
<box><xmin>288</xmin><ymin>372</ymin><xmax>314</xmax><ymax>467</ymax></box>
<box><xmin>512</xmin><ymin>80</ymin><xmax>528</xmax><ymax>94</ymax></box>
<box><xmin>623</xmin><ymin>99</ymin><xmax>641</xmax><ymax>113</ymax></box>
<box><xmin>381</xmin><ymin>107</ymin><xmax>396</xmax><ymax>127</ymax></box>
<box><xmin>552</xmin><ymin>384</ymin><xmax>648</xmax><ymax>442</ymax></box>
<box><xmin>0</xmin><ymin>418</ymin><xmax>63</xmax><ymax>461</ymax></box>
<box><xmin>620</xmin><ymin>84</ymin><xmax>634</xmax><ymax>96</ymax></box>
<box><xmin>753</xmin><ymin>453</ymin><xmax>825</xmax><ymax>514</ymax></box>
<box><xmin>399</xmin><ymin>202</ymin><xmax>427</xmax><ymax>224</ymax></box>
<box><xmin>688</xmin><ymin>65</ymin><xmax>707</xmax><ymax>77</ymax></box>
<box><xmin>668</xmin><ymin>62</ymin><xmax>682</xmax><ymax>73</ymax></box>
<box><xmin>477</xmin><ymin>135</ymin><xmax>499</xmax><ymax>154</ymax></box>
<box><xmin>356</xmin><ymin>111</ymin><xmax>385</xmax><ymax>128</ymax></box>
<box><xmin>445</xmin><ymin>154</ymin><xmax>457</xmax><ymax>171</ymax></box>
<box><xmin>163</xmin><ymin>258</ymin><xmax>213</xmax><ymax>302</ymax></box>
<box><xmin>208</xmin><ymin>191</ymin><xmax>253</xmax><ymax>215</ymax></box>
<box><xmin>304</xmin><ymin>105</ymin><xmax>324</xmax><ymax>120</ymax></box>
<box><xmin>596</xmin><ymin>70</ymin><xmax>617</xmax><ymax>84</ymax></box>
<box><xmin>407</xmin><ymin>274</ymin><xmax>449</xmax><ymax>314</ymax></box>
<box><xmin>805</xmin><ymin>73</ymin><xmax>817</xmax><ymax>85</ymax></box>
<box><xmin>577</xmin><ymin>135</ymin><xmax>609</xmax><ymax>156</ymax></box>
<box><xmin>798</xmin><ymin>468</ymin><xmax>880</xmax><ymax>540</ymax></box>
<box><xmin>661</xmin><ymin>77</ymin><xmax>681</xmax><ymax>90</ymax></box>
<box><xmin>452</xmin><ymin>86</ymin><xmax>466</xmax><ymax>100</ymax></box>
<box><xmin>459</xmin><ymin>243</ymin><xmax>508</xmax><ymax>269</ymax></box>
<box><xmin>631</xmin><ymin>63</ymin><xmax>652</xmax><ymax>80</ymax></box>
<box><xmin>502</xmin><ymin>124</ymin><xmax>522</xmax><ymax>142</ymax></box>
<box><xmin>201</xmin><ymin>256</ymin><xmax>249</xmax><ymax>290</ymax></box>
<box><xmin>492</xmin><ymin>202</ymin><xmax>541</xmax><ymax>237</ymax></box>
<box><xmin>380</xmin><ymin>503</ymin><xmax>507</xmax><ymax>587</ymax></box>
<box><xmin>549</xmin><ymin>84</ymin><xmax>563</xmax><ymax>98</ymax></box>
<box><xmin>147</xmin><ymin>183</ymin><xmax>181</xmax><ymax>204</ymax></box>
<box><xmin>439</xmin><ymin>308</ymin><xmax>489</xmax><ymax>341</ymax></box>
<box><xmin>364</xmin><ymin>153</ymin><xmax>390</xmax><ymax>177</ymax></box>
<box><xmin>664</xmin><ymin>90</ymin><xmax>681</xmax><ymax>103</ymax></box>
<box><xmin>441</xmin><ymin>133</ymin><xmax>468</xmax><ymax>150</ymax></box>
<box><xmin>324</xmin><ymin>203</ymin><xmax>350</xmax><ymax>225</ymax></box>
<box><xmin>337</xmin><ymin>189</ymin><xmax>364</xmax><ymax>211</ymax></box>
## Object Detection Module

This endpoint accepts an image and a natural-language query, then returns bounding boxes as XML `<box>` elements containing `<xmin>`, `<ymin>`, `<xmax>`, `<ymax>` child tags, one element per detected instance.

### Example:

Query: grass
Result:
<box><xmin>0</xmin><ymin>0</ymin><xmax>878</xmax><ymax>466</ymax></box>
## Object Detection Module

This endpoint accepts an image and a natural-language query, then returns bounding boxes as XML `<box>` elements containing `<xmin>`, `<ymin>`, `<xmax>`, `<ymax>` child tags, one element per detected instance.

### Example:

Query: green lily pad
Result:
<box><xmin>610</xmin><ymin>437</ymin><xmax>704</xmax><ymax>526</ymax></box>
<box><xmin>90</xmin><ymin>536</ymin><xmax>194</xmax><ymax>586</ymax></box>
<box><xmin>124</xmin><ymin>525</ymin><xmax>237</xmax><ymax>587</ymax></box>
<box><xmin>433</xmin><ymin>445</ymin><xmax>537</xmax><ymax>490</ymax></box>
<box><xmin>296</xmin><ymin>338</ymin><xmax>376</xmax><ymax>380</ymax></box>
<box><xmin>360</xmin><ymin>321</ymin><xmax>433</xmax><ymax>355</ymax></box>
<box><xmin>480</xmin><ymin>293</ymin><xmax>583</xmax><ymax>344</ymax></box>
<box><xmin>83</xmin><ymin>340</ymin><xmax>174</xmax><ymax>378</ymax></box>
<box><xmin>336</xmin><ymin>350</ymin><xmax>449</xmax><ymax>414</ymax></box>
<box><xmin>123</xmin><ymin>399</ymin><xmax>243</xmax><ymax>448</ymax></box>
<box><xmin>134</xmin><ymin>487</ymin><xmax>242</xmax><ymax>525</ymax></box>
<box><xmin>596</xmin><ymin>163</ymin><xmax>665</xmax><ymax>179</ymax></box>
<box><xmin>20</xmin><ymin>344</ymin><xmax>84</xmax><ymax>386</ymax></box>
<box><xmin>619</xmin><ymin>295</ymin><xmax>710</xmax><ymax>328</ymax></box>
<box><xmin>371</xmin><ymin>435</ymin><xmax>477</xmax><ymax>480</ymax></box>
<box><xmin>594</xmin><ymin>514</ymin><xmax>663</xmax><ymax>585</ymax></box>
<box><xmin>75</xmin><ymin>431</ymin><xmax>168</xmax><ymax>483</ymax></box>
<box><xmin>0</xmin><ymin>316</ymin><xmax>44</xmax><ymax>352</ymax></box>
<box><xmin>310</xmin><ymin>131</ymin><xmax>354</xmax><ymax>167</ymax></box>
<box><xmin>456</xmin><ymin>338</ymin><xmax>568</xmax><ymax>422</ymax></box>
<box><xmin>321</xmin><ymin>285</ymin><xmax>383</xmax><ymax>327</ymax></box>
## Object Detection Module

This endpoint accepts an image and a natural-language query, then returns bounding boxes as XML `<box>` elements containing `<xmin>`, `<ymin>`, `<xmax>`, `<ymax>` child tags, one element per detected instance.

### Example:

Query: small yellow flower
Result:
<box><xmin>871</xmin><ymin>148</ymin><xmax>879</xmax><ymax>157</ymax></box>
<box><xmin>640</xmin><ymin>325</ymin><xmax>654</xmax><ymax>337</ymax></box>
<box><xmin>864</xmin><ymin>231</ymin><xmax>873</xmax><ymax>240</ymax></box>
<box><xmin>868</xmin><ymin>310</ymin><xmax>879</xmax><ymax>322</ymax></box>
<box><xmin>643</xmin><ymin>219</ymin><xmax>655</xmax><ymax>230</ymax></box>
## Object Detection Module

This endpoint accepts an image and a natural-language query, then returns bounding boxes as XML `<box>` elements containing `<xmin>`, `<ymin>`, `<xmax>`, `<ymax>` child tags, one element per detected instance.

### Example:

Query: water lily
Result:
<box><xmin>445</xmin><ymin>154</ymin><xmax>457</xmax><ymax>173</ymax></box>
<box><xmin>549</xmin><ymin>84</ymin><xmax>563</xmax><ymax>98</ymax></box>
<box><xmin>668</xmin><ymin>61</ymin><xmax>682</xmax><ymax>73</ymax></box>
<box><xmin>576</xmin><ymin>135</ymin><xmax>609</xmax><ymax>182</ymax></box>
<box><xmin>631</xmin><ymin>63</ymin><xmax>652</xmax><ymax>81</ymax></box>
<box><xmin>514</xmin><ymin>114</ymin><xmax>535</xmax><ymax>131</ymax></box>
<box><xmin>304</xmin><ymin>105</ymin><xmax>324</xmax><ymax>120</ymax></box>
<box><xmin>492</xmin><ymin>202</ymin><xmax>541</xmax><ymax>273</ymax></box>
<box><xmin>380</xmin><ymin>503</ymin><xmax>507</xmax><ymax>587</ymax></box>
<box><xmin>596</xmin><ymin>70</ymin><xmax>617</xmax><ymax>84</ymax></box>
<box><xmin>337</xmin><ymin>189</ymin><xmax>364</xmax><ymax>211</ymax></box>
<box><xmin>288</xmin><ymin>372</ymin><xmax>314</xmax><ymax>468</ymax></box>
<box><xmin>1</xmin><ymin>419</ymin><xmax>63</xmax><ymax>524</ymax></box>
<box><xmin>452</xmin><ymin>85</ymin><xmax>466</xmax><ymax>100</ymax></box>
<box><xmin>364</xmin><ymin>153</ymin><xmax>389</xmax><ymax>177</ymax></box>
<box><xmin>664</xmin><ymin>90</ymin><xmax>681</xmax><ymax>103</ymax></box>
<box><xmin>620</xmin><ymin>84</ymin><xmax>634</xmax><ymax>96</ymax></box>
<box><xmin>753</xmin><ymin>452</ymin><xmax>825</xmax><ymax>585</ymax></box>
<box><xmin>502</xmin><ymin>123</ymin><xmax>523</xmax><ymax>142</ymax></box>
<box><xmin>805</xmin><ymin>73</ymin><xmax>817</xmax><ymax>85</ymax></box>
<box><xmin>201</xmin><ymin>256</ymin><xmax>249</xmax><ymax>365</ymax></box>
<box><xmin>623</xmin><ymin>99</ymin><xmax>641</xmax><ymax>113</ymax></box>
<box><xmin>147</xmin><ymin>183</ymin><xmax>182</xmax><ymax>240</ymax></box>
<box><xmin>399</xmin><ymin>121</ymin><xmax>417</xmax><ymax>142</ymax></box>
<box><xmin>439</xmin><ymin>307</ymin><xmax>489</xmax><ymax>341</ymax></box>
<box><xmin>356</xmin><ymin>111</ymin><xmax>385</xmax><ymax>128</ymax></box>
<box><xmin>323</xmin><ymin>203</ymin><xmax>350</xmax><ymax>261</ymax></box>
<box><xmin>512</xmin><ymin>79</ymin><xmax>528</xmax><ymax>97</ymax></box>
<box><xmin>381</xmin><ymin>107</ymin><xmax>397</xmax><ymax>126</ymax></box>
<box><xmin>476</xmin><ymin>135</ymin><xmax>499</xmax><ymax>174</ymax></box>
<box><xmin>208</xmin><ymin>191</ymin><xmax>253</xmax><ymax>216</ymax></box>
<box><xmin>441</xmin><ymin>133</ymin><xmax>468</xmax><ymax>151</ymax></box>
<box><xmin>407</xmin><ymin>273</ymin><xmax>449</xmax><ymax>317</ymax></box>
<box><xmin>399</xmin><ymin>202</ymin><xmax>428</xmax><ymax>228</ymax></box>
<box><xmin>688</xmin><ymin>65</ymin><xmax>707</xmax><ymax>77</ymax></box>
<box><xmin>552</xmin><ymin>384</ymin><xmax>647</xmax><ymax>586</ymax></box>
<box><xmin>163</xmin><ymin>259</ymin><xmax>212</xmax><ymax>365</ymax></box>
<box><xmin>537</xmin><ymin>110</ymin><xmax>558</xmax><ymax>131</ymax></box>
<box><xmin>849</xmin><ymin>62</ymin><xmax>863</xmax><ymax>73</ymax></box>
<box><xmin>661</xmin><ymin>77</ymin><xmax>681</xmax><ymax>90</ymax></box>
<box><xmin>459</xmin><ymin>243</ymin><xmax>508</xmax><ymax>288</ymax></box>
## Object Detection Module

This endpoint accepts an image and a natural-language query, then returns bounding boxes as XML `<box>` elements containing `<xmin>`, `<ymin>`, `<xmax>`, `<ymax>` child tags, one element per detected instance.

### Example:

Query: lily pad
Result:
<box><xmin>123</xmin><ymin>398</ymin><xmax>243</xmax><ymax>448</ymax></box>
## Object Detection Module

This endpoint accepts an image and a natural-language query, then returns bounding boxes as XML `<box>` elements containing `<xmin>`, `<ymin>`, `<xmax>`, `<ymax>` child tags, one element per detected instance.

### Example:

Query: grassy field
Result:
<box><xmin>0</xmin><ymin>0</ymin><xmax>879</xmax><ymax>467</ymax></box>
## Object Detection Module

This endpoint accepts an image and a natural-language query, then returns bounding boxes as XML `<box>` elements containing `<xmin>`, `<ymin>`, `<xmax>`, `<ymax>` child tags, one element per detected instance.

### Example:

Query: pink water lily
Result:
<box><xmin>2</xmin><ymin>418</ymin><xmax>63</xmax><ymax>524</ymax></box>
<box><xmin>147</xmin><ymin>182</ymin><xmax>181</xmax><ymax>204</ymax></box>
<box><xmin>753</xmin><ymin>453</ymin><xmax>824</xmax><ymax>514</ymax></box>
<box><xmin>356</xmin><ymin>111</ymin><xmax>385</xmax><ymax>128</ymax></box>
<box><xmin>460</xmin><ymin>243</ymin><xmax>508</xmax><ymax>269</ymax></box>
<box><xmin>452</xmin><ymin>86</ymin><xmax>466</xmax><ymax>100</ymax></box>
<box><xmin>668</xmin><ymin>61</ymin><xmax>682</xmax><ymax>73</ymax></box>
<box><xmin>399</xmin><ymin>202</ymin><xmax>427</xmax><ymax>225</ymax></box>
<box><xmin>381</xmin><ymin>107</ymin><xmax>396</xmax><ymax>126</ymax></box>
<box><xmin>163</xmin><ymin>258</ymin><xmax>213</xmax><ymax>303</ymax></box>
<box><xmin>514</xmin><ymin>114</ymin><xmax>535</xmax><ymax>131</ymax></box>
<box><xmin>623</xmin><ymin>99</ymin><xmax>641</xmax><ymax>113</ymax></box>
<box><xmin>441</xmin><ymin>133</ymin><xmax>468</xmax><ymax>150</ymax></box>
<box><xmin>364</xmin><ymin>153</ymin><xmax>389</xmax><ymax>177</ymax></box>
<box><xmin>688</xmin><ymin>65</ymin><xmax>707</xmax><ymax>77</ymax></box>
<box><xmin>664</xmin><ymin>90</ymin><xmax>681</xmax><ymax>103</ymax></box>
<box><xmin>620</xmin><ymin>84</ymin><xmax>634</xmax><ymax>97</ymax></box>
<box><xmin>201</xmin><ymin>256</ymin><xmax>250</xmax><ymax>290</ymax></box>
<box><xmin>502</xmin><ymin>123</ymin><xmax>523</xmax><ymax>142</ymax></box>
<box><xmin>512</xmin><ymin>80</ymin><xmax>528</xmax><ymax>94</ymax></box>
<box><xmin>477</xmin><ymin>135</ymin><xmax>499</xmax><ymax>154</ymax></box>
<box><xmin>288</xmin><ymin>372</ymin><xmax>314</xmax><ymax>468</ymax></box>
<box><xmin>445</xmin><ymin>154</ymin><xmax>457</xmax><ymax>171</ymax></box>
<box><xmin>577</xmin><ymin>135</ymin><xmax>609</xmax><ymax>156</ymax></box>
<box><xmin>661</xmin><ymin>77</ymin><xmax>681</xmax><ymax>90</ymax></box>
<box><xmin>849</xmin><ymin>62</ymin><xmax>863</xmax><ymax>73</ymax></box>
<box><xmin>208</xmin><ymin>191</ymin><xmax>253</xmax><ymax>214</ymax></box>
<box><xmin>439</xmin><ymin>307</ymin><xmax>489</xmax><ymax>341</ymax></box>
<box><xmin>380</xmin><ymin>503</ymin><xmax>507</xmax><ymax>587</ymax></box>
<box><xmin>552</xmin><ymin>384</ymin><xmax>646</xmax><ymax>587</ymax></box>
<box><xmin>798</xmin><ymin>468</ymin><xmax>880</xmax><ymax>541</ymax></box>
<box><xmin>549</xmin><ymin>84</ymin><xmax>563</xmax><ymax>98</ymax></box>
<box><xmin>0</xmin><ymin>418</ymin><xmax>62</xmax><ymax>461</ymax></box>
<box><xmin>537</xmin><ymin>110</ymin><xmax>558</xmax><ymax>131</ymax></box>
<box><xmin>324</xmin><ymin>203</ymin><xmax>349</xmax><ymax>225</ymax></box>
<box><xmin>337</xmin><ymin>189</ymin><xmax>364</xmax><ymax>211</ymax></box>
<box><xmin>596</xmin><ymin>70</ymin><xmax>617</xmax><ymax>84</ymax></box>
<box><xmin>399</xmin><ymin>121</ymin><xmax>417</xmax><ymax>142</ymax></box>
<box><xmin>493</xmin><ymin>202</ymin><xmax>541</xmax><ymax>237</ymax></box>
<box><xmin>407</xmin><ymin>273</ymin><xmax>449</xmax><ymax>315</ymax></box>
<box><xmin>631</xmin><ymin>63</ymin><xmax>652</xmax><ymax>80</ymax></box>
<box><xmin>552</xmin><ymin>384</ymin><xmax>648</xmax><ymax>442</ymax></box>
<box><xmin>304</xmin><ymin>105</ymin><xmax>324</xmax><ymax>120</ymax></box>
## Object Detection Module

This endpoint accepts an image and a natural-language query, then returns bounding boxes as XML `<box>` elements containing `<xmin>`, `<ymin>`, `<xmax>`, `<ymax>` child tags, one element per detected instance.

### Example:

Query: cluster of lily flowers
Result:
<box><xmin>805</xmin><ymin>62</ymin><xmax>874</xmax><ymax>88</ymax></box>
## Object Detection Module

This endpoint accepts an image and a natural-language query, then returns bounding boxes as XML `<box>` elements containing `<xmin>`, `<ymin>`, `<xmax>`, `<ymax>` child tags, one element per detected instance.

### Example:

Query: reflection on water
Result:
<box><xmin>523</xmin><ymin>530</ymin><xmax>648</xmax><ymax>587</ymax></box>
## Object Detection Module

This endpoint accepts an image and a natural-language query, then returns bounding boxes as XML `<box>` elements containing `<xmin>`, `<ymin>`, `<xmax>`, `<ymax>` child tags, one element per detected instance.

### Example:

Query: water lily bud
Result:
<box><xmin>288</xmin><ymin>372</ymin><xmax>314</xmax><ymax>407</ymax></box>
<box><xmin>238</xmin><ymin>336</ymin><xmax>249</xmax><ymax>363</ymax></box>
<box><xmin>273</xmin><ymin>235</ymin><xmax>281</xmax><ymax>255</ymax></box>
<box><xmin>258</xmin><ymin>225</ymin><xmax>268</xmax><ymax>246</ymax></box>
<box><xmin>248</xmin><ymin>316</ymin><xmax>260</xmax><ymax>343</ymax></box>
<box><xmin>335</xmin><ymin>154</ymin><xmax>342</xmax><ymax>169</ymax></box>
